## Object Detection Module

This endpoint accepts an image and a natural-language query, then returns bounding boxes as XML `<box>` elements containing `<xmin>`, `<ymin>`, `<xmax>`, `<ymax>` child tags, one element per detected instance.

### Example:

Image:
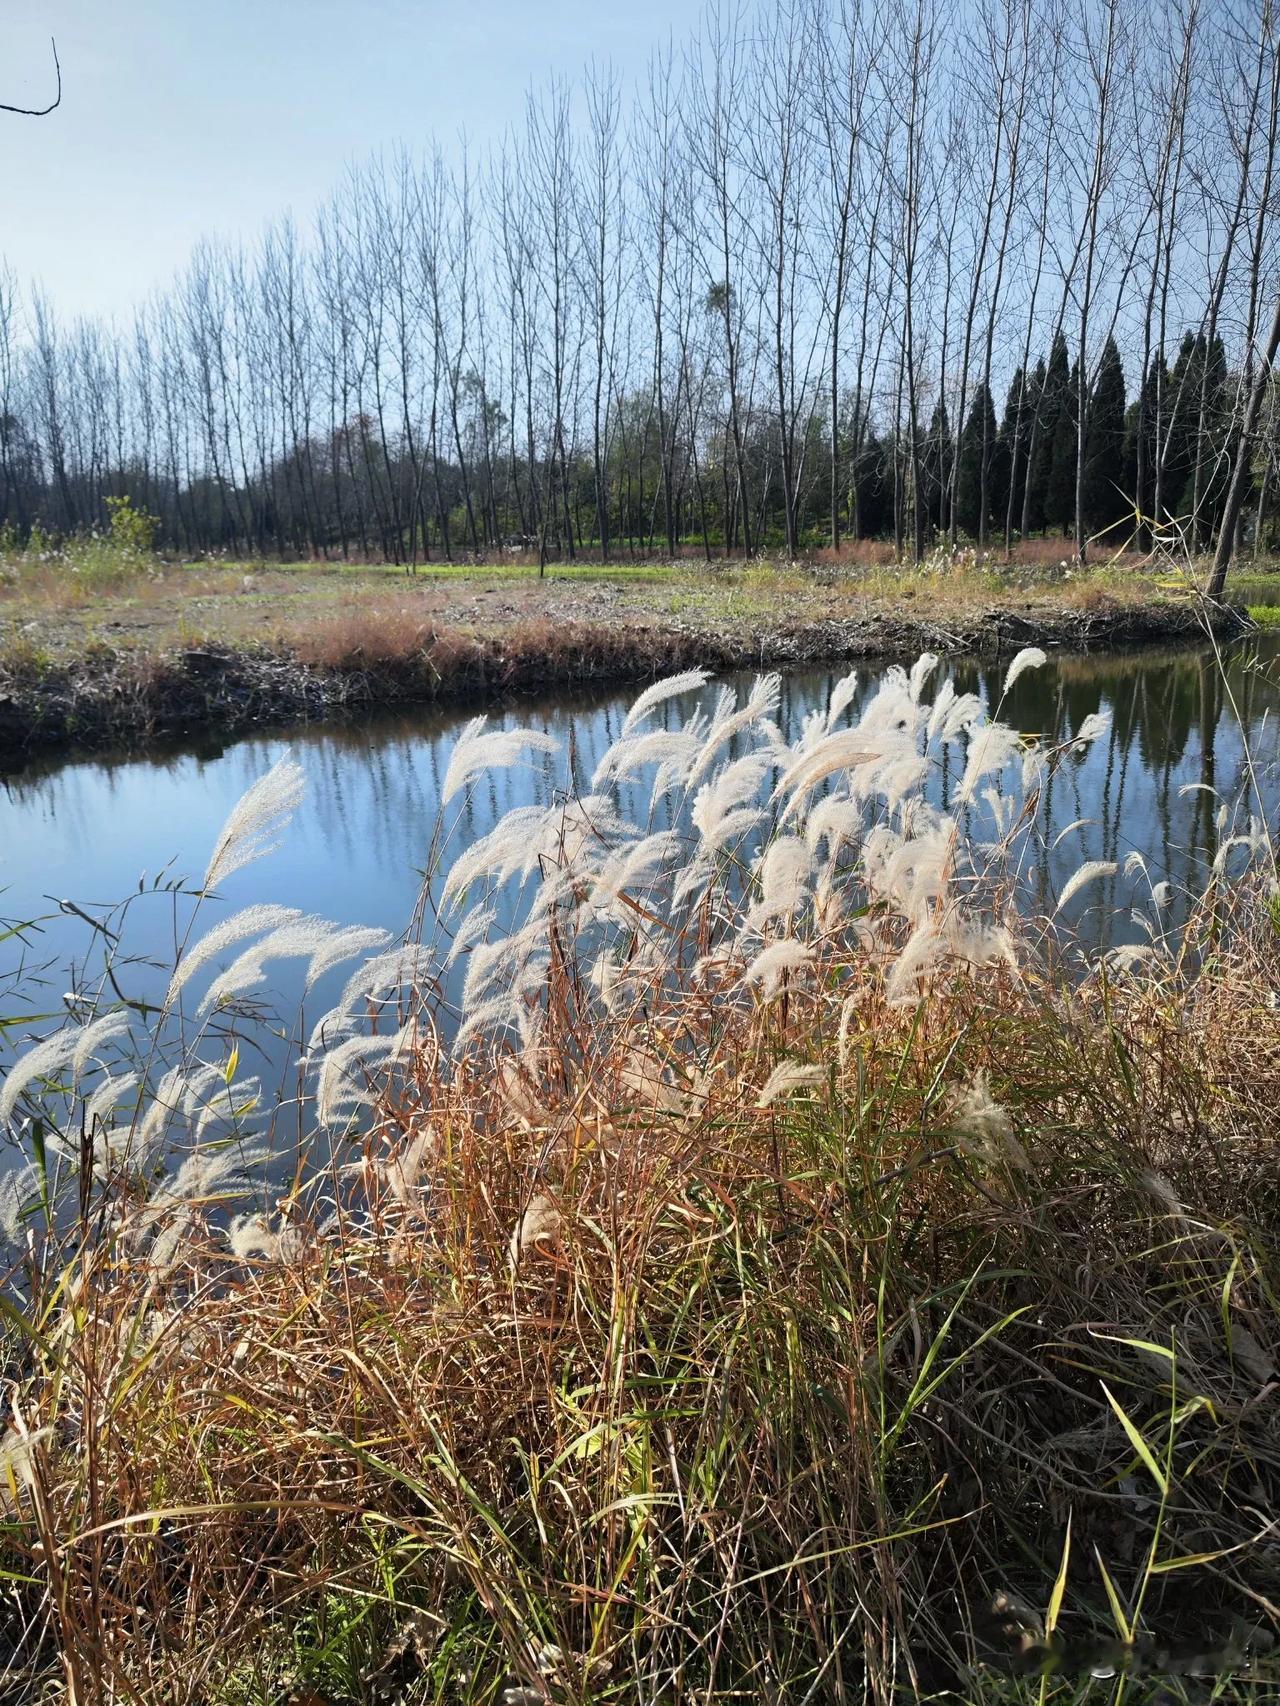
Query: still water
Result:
<box><xmin>1</xmin><ymin>640</ymin><xmax>1277</xmax><ymax>1086</ymax></box>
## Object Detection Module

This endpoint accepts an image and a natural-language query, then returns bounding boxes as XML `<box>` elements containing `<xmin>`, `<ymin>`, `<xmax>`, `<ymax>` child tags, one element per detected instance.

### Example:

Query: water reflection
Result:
<box><xmin>2</xmin><ymin>640</ymin><xmax>1277</xmax><ymax>1086</ymax></box>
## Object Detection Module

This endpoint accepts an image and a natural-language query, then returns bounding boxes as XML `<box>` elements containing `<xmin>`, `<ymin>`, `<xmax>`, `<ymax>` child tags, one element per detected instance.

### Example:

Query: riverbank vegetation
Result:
<box><xmin>3</xmin><ymin>0</ymin><xmax>1280</xmax><ymax>591</ymax></box>
<box><xmin>0</xmin><ymin>539</ymin><xmax>1252</xmax><ymax>762</ymax></box>
<box><xmin>1</xmin><ymin>651</ymin><xmax>1276</xmax><ymax>1701</ymax></box>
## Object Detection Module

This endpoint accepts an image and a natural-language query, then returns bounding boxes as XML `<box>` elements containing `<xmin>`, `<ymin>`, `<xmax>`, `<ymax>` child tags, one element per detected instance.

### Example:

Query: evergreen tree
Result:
<box><xmin>853</xmin><ymin>430</ymin><xmax>890</xmax><ymax>538</ymax></box>
<box><xmin>1021</xmin><ymin>357</ymin><xmax>1048</xmax><ymax>531</ymax></box>
<box><xmin>1027</xmin><ymin>333</ymin><xmax>1070</xmax><ymax>533</ymax></box>
<box><xmin>955</xmin><ymin>383</ymin><xmax>999</xmax><ymax>540</ymax></box>
<box><xmin>1164</xmin><ymin>332</ymin><xmax>1203</xmax><ymax>521</ymax></box>
<box><xmin>1082</xmin><ymin>336</ymin><xmax>1128</xmax><ymax>538</ymax></box>
<box><xmin>1125</xmin><ymin>346</ymin><xmax>1166</xmax><ymax>539</ymax></box>
<box><xmin>1045</xmin><ymin>359</ymin><xmax>1078</xmax><ymax>536</ymax></box>
<box><xmin>922</xmin><ymin>401</ymin><xmax>952</xmax><ymax>535</ymax></box>
<box><xmin>999</xmin><ymin>368</ymin><xmax>1028</xmax><ymax>536</ymax></box>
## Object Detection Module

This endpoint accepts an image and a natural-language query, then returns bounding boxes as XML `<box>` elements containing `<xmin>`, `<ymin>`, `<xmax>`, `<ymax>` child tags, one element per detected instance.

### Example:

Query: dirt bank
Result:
<box><xmin>0</xmin><ymin>589</ymin><xmax>1246</xmax><ymax>769</ymax></box>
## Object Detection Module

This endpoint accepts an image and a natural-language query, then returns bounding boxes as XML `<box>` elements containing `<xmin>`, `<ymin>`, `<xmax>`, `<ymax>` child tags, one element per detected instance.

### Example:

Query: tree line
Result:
<box><xmin>1</xmin><ymin>0</ymin><xmax>1279</xmax><ymax>587</ymax></box>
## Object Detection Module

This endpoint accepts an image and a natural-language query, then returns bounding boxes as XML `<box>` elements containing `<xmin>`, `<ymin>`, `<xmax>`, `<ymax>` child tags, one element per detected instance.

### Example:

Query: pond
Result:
<box><xmin>2</xmin><ymin>638</ymin><xmax>1277</xmax><ymax>1101</ymax></box>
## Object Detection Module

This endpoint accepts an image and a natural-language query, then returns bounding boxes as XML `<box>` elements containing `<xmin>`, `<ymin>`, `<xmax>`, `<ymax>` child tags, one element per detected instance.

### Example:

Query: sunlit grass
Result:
<box><xmin>1</xmin><ymin>645</ymin><xmax>1277</xmax><ymax>1701</ymax></box>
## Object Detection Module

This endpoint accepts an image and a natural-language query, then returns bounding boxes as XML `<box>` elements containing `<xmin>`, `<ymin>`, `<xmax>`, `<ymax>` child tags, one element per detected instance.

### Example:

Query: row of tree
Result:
<box><xmin>2</xmin><ymin>0</ymin><xmax>1279</xmax><ymax>585</ymax></box>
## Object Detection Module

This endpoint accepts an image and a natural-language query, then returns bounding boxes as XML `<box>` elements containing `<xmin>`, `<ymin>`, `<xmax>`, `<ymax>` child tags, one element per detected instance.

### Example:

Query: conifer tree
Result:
<box><xmin>1046</xmin><ymin>359</ymin><xmax>1078</xmax><ymax>536</ymax></box>
<box><xmin>955</xmin><ymin>383</ymin><xmax>1000</xmax><ymax>540</ymax></box>
<box><xmin>1000</xmin><ymin>369</ymin><xmax>1028</xmax><ymax>537</ymax></box>
<box><xmin>1027</xmin><ymin>333</ymin><xmax>1071</xmax><ymax>533</ymax></box>
<box><xmin>1082</xmin><ymin>336</ymin><xmax>1128</xmax><ymax>538</ymax></box>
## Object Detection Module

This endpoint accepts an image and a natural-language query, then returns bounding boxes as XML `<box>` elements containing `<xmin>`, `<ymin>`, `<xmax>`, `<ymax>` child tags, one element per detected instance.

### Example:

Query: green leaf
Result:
<box><xmin>1101</xmin><ymin>1382</ymin><xmax>1169</xmax><ymax>1497</ymax></box>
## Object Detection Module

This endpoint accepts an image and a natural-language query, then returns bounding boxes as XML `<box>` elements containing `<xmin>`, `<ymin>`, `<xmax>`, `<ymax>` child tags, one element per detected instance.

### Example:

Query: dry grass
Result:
<box><xmin>1</xmin><ymin>654</ymin><xmax>1278</xmax><ymax>1703</ymax></box>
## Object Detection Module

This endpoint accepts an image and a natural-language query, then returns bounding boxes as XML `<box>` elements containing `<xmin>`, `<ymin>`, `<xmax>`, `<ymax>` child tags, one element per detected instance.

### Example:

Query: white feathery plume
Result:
<box><xmin>1178</xmin><ymin>781</ymin><xmax>1219</xmax><ymax>799</ymax></box>
<box><xmin>509</xmin><ymin>1194</ymin><xmax>562</xmax><ymax>1264</ymax></box>
<box><xmin>1073</xmin><ymin>711</ymin><xmax>1110</xmax><ymax>747</ymax></box>
<box><xmin>866</xmin><ymin>823</ymin><xmax>955</xmax><ymax>922</ymax></box>
<box><xmin>198</xmin><ymin>917</ymin><xmax>344</xmax><ymax>1011</ymax></box>
<box><xmin>673</xmin><ymin>849</ymin><xmax>717</xmax><ymax>908</ymax></box>
<box><xmin>740</xmin><ymin>938</ymin><xmax>813</xmax><ymax>997</ymax></box>
<box><xmin>692</xmin><ymin>752</ymin><xmax>772</xmax><ymax>847</ymax></box>
<box><xmin>305</xmin><ymin>924</ymin><xmax>392</xmax><ymax>988</ymax></box>
<box><xmin>146</xmin><ymin>1139</ymin><xmax>269</xmax><ymax>1215</ymax></box>
<box><xmin>70</xmin><ymin>1011</ymin><xmax>131</xmax><ymax>1082</ymax></box>
<box><xmin>590</xmin><ymin>950</ymin><xmax>621</xmax><ymax>1013</ymax></box>
<box><xmin>84</xmin><ymin>1071</ymin><xmax>140</xmax><ymax>1135</ymax></box>
<box><xmin>443</xmin><ymin>805</ymin><xmax>548</xmax><ymax>905</ymax></box>
<box><xmin>619</xmin><ymin>1047</ymin><xmax>686</xmax><ymax>1115</ymax></box>
<box><xmin>1108</xmin><ymin>943</ymin><xmax>1156</xmax><ymax>974</ymax></box>
<box><xmin>837</xmin><ymin>989</ymin><xmax>870</xmax><ymax>1068</ymax></box>
<box><xmin>461</xmin><ymin>934</ymin><xmax>519</xmax><ymax>1017</ymax></box>
<box><xmin>1151</xmin><ymin>880</ymin><xmax>1172</xmax><ymax>910</ymax></box>
<box><xmin>950</xmin><ymin>1073</ymin><xmax>1029</xmax><ymax>1171</ymax></box>
<box><xmin>0</xmin><ymin>1028</ymin><xmax>76</xmax><ymax>1125</ymax></box>
<box><xmin>135</xmin><ymin>1065</ymin><xmax>189</xmax><ymax>1156</ymax></box>
<box><xmin>454</xmin><ymin>988</ymin><xmax>537</xmax><ymax>1054</ymax></box>
<box><xmin>885</xmin><ymin>917</ymin><xmax>1016</xmax><ymax>1005</ymax></box>
<box><xmin>591</xmin><ymin>830</ymin><xmax>682</xmax><ymax>910</ymax></box>
<box><xmin>909</xmin><ymin>653</ymin><xmax>939</xmax><ymax>702</ymax></box>
<box><xmin>227</xmin><ymin>1214</ymin><xmax>308</xmax><ymax>1264</ymax></box>
<box><xmin>981</xmin><ymin>786</ymin><xmax>1017</xmax><ymax>839</ymax></box>
<box><xmin>954</xmin><ymin>723</ymin><xmax>1024</xmax><ymax>805</ymax></box>
<box><xmin>874</xmin><ymin>753</ymin><xmax>931</xmax><ymax>812</ymax></box>
<box><xmin>827</xmin><ymin>669</ymin><xmax>860</xmax><ymax>727</ymax></box>
<box><xmin>1054</xmin><ymin>859</ymin><xmax>1117</xmax><ymax>914</ymax></box>
<box><xmin>331</xmin><ymin>944</ymin><xmax>430</xmax><ymax>1017</ymax></box>
<box><xmin>382</xmin><ymin>1127</ymin><xmax>437</xmax><ymax>1207</ymax></box>
<box><xmin>166</xmin><ymin>905</ymin><xmax>302</xmax><ymax>1006</ymax></box>
<box><xmin>204</xmin><ymin>757</ymin><xmax>306</xmax><ymax>888</ymax></box>
<box><xmin>935</xmin><ymin>689</ymin><xmax>984</xmax><ymax>743</ymax></box>
<box><xmin>1054</xmin><ymin>817</ymin><xmax>1095</xmax><ymax>849</ymax></box>
<box><xmin>314</xmin><ymin>1024</ymin><xmax>413</xmax><ymax>1128</ymax></box>
<box><xmin>1124</xmin><ymin>850</ymin><xmax>1147</xmax><ymax>879</ymax></box>
<box><xmin>192</xmin><ymin>1078</ymin><xmax>263</xmax><ymax>1145</ymax></box>
<box><xmin>495</xmin><ymin>1058</ymin><xmax>550</xmax><ymax>1128</ymax></box>
<box><xmin>1021</xmin><ymin>745</ymin><xmax>1045</xmax><ymax>793</ymax></box>
<box><xmin>441</xmin><ymin>717</ymin><xmax>560</xmax><ymax>805</ymax></box>
<box><xmin>804</xmin><ymin>795</ymin><xmax>864</xmax><ymax>859</ymax></box>
<box><xmin>307</xmin><ymin>945</ymin><xmax>431</xmax><ymax>1052</ymax></box>
<box><xmin>592</xmin><ymin>726</ymin><xmax>701</xmax><ymax>790</ymax></box>
<box><xmin>446</xmin><ymin>904</ymin><xmax>496</xmax><ymax>968</ymax></box>
<box><xmin>1001</xmin><ymin>647</ymin><xmax>1047</xmax><ymax>696</ymax></box>
<box><xmin>621</xmin><ymin>668</ymin><xmax>709</xmax><ymax>735</ymax></box>
<box><xmin>747</xmin><ymin>836</ymin><xmax>812</xmax><ymax>931</ymax></box>
<box><xmin>774</xmin><ymin>731</ymin><xmax>881</xmax><ymax>818</ymax></box>
<box><xmin>925</xmin><ymin>678</ymin><xmax>956</xmax><ymax>740</ymax></box>
<box><xmin>0</xmin><ymin>1424</ymin><xmax>52</xmax><ymax>1502</ymax></box>
<box><xmin>0</xmin><ymin>1163</ymin><xmax>41</xmax><ymax>1248</ymax></box>
<box><xmin>757</xmin><ymin>1061</ymin><xmax>826</xmax><ymax>1108</ymax></box>
<box><xmin>686</xmin><ymin>674</ymin><xmax>782</xmax><ymax>787</ymax></box>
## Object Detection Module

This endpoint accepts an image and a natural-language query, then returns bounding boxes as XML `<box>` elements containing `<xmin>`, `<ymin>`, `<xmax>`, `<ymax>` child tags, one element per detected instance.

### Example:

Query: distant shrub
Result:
<box><xmin>104</xmin><ymin>494</ymin><xmax>159</xmax><ymax>559</ymax></box>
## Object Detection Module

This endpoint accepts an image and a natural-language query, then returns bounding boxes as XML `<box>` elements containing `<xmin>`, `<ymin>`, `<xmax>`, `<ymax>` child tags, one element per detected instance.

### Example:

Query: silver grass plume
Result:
<box><xmin>741</xmin><ymin>939</ymin><xmax>813</xmax><ymax>998</ymax></box>
<box><xmin>441</xmin><ymin>716</ymin><xmax>560</xmax><ymax>805</ymax></box>
<box><xmin>757</xmin><ymin>1061</ymin><xmax>826</xmax><ymax>1108</ymax></box>
<box><xmin>204</xmin><ymin>757</ymin><xmax>306</xmax><ymax>888</ymax></box>
<box><xmin>1055</xmin><ymin>860</ymin><xmax>1117</xmax><ymax>914</ymax></box>
<box><xmin>165</xmin><ymin>904</ymin><xmax>302</xmax><ymax>1007</ymax></box>
<box><xmin>1001</xmin><ymin>647</ymin><xmax>1047</xmax><ymax>696</ymax></box>
<box><xmin>827</xmin><ymin>669</ymin><xmax>860</xmax><ymax>727</ymax></box>
<box><xmin>620</xmin><ymin>667</ymin><xmax>709</xmax><ymax>735</ymax></box>
<box><xmin>954</xmin><ymin>724</ymin><xmax>1024</xmax><ymax>806</ymax></box>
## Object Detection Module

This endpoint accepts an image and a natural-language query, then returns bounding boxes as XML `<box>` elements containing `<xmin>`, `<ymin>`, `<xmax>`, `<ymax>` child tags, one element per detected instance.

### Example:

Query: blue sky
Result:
<box><xmin>1</xmin><ymin>0</ymin><xmax>692</xmax><ymax>322</ymax></box>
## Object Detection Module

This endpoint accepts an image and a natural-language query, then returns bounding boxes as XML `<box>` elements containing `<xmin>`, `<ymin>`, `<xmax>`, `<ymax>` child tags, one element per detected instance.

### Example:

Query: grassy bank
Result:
<box><xmin>1</xmin><ymin>652</ymin><xmax>1277</xmax><ymax>1702</ymax></box>
<box><xmin>0</xmin><ymin>543</ymin><xmax>1259</xmax><ymax>762</ymax></box>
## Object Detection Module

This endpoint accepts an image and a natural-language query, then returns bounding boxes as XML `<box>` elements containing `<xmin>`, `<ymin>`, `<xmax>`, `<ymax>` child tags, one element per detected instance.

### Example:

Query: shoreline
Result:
<box><xmin>0</xmin><ymin>595</ymin><xmax>1247</xmax><ymax>770</ymax></box>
